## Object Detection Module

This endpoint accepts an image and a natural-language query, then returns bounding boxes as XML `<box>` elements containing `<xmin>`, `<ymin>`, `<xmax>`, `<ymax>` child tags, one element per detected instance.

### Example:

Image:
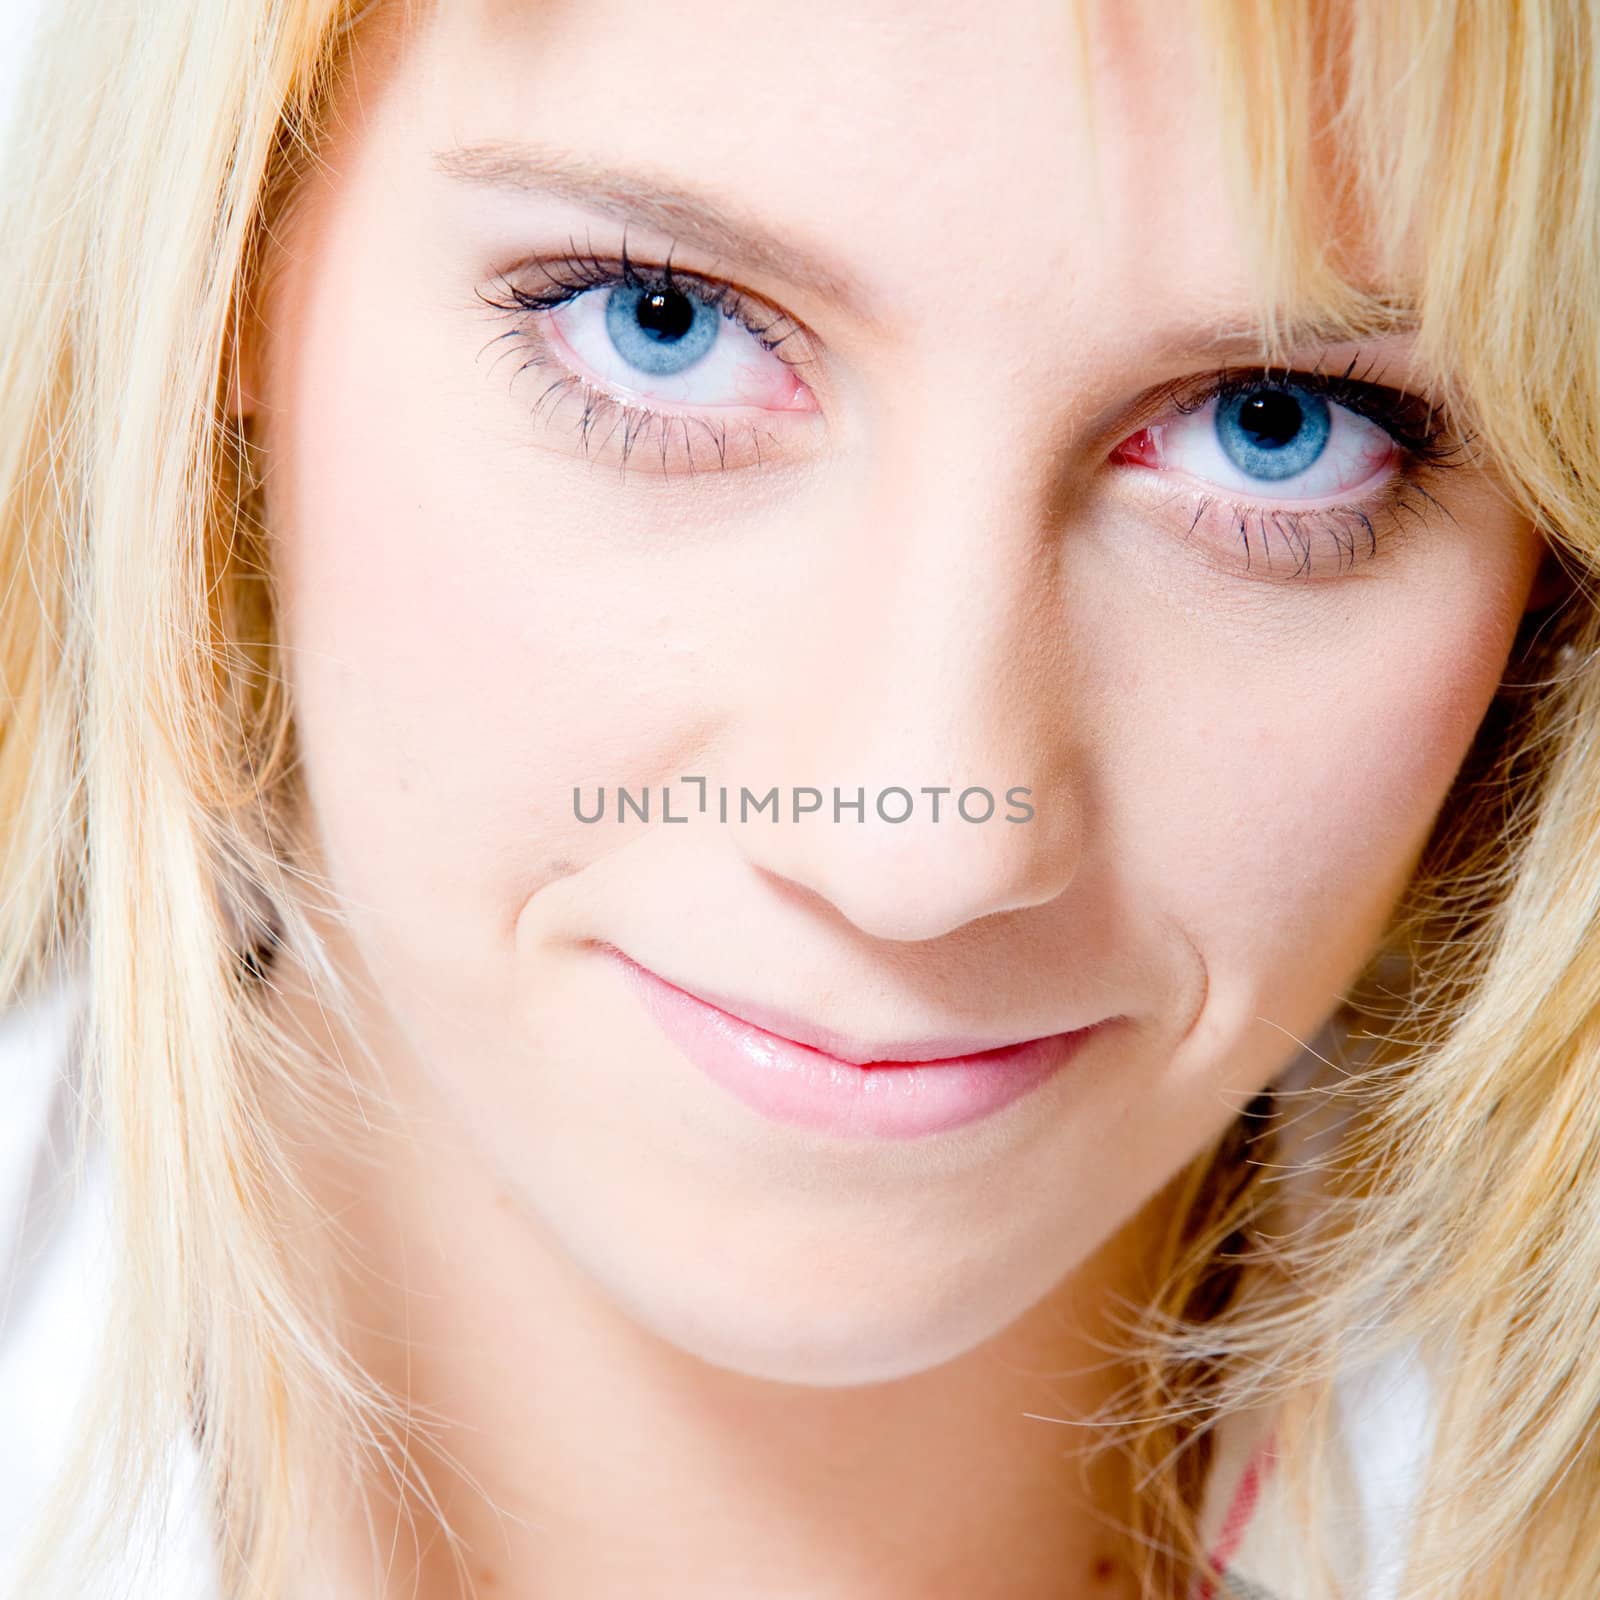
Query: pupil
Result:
<box><xmin>1238</xmin><ymin>390</ymin><xmax>1304</xmax><ymax>448</ymax></box>
<box><xmin>635</xmin><ymin>288</ymin><xmax>694</xmax><ymax>343</ymax></box>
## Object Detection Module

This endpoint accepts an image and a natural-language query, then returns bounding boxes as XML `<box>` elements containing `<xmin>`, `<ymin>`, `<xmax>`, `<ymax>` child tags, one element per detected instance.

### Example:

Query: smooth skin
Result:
<box><xmin>242</xmin><ymin>0</ymin><xmax>1545</xmax><ymax>1593</ymax></box>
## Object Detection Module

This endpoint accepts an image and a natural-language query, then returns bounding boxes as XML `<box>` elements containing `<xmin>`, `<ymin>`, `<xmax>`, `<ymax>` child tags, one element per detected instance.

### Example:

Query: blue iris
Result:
<box><xmin>604</xmin><ymin>283</ymin><xmax>719</xmax><ymax>377</ymax></box>
<box><xmin>1215</xmin><ymin>384</ymin><xmax>1331</xmax><ymax>481</ymax></box>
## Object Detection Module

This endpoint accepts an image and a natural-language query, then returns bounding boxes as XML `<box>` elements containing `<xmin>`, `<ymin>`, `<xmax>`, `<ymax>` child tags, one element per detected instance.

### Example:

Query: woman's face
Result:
<box><xmin>253</xmin><ymin>0</ymin><xmax>1542</xmax><ymax>1384</ymax></box>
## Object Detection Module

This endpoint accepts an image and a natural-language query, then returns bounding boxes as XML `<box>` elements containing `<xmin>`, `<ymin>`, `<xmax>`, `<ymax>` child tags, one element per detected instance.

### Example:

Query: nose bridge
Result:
<box><xmin>730</xmin><ymin>441</ymin><xmax>1085</xmax><ymax>943</ymax></box>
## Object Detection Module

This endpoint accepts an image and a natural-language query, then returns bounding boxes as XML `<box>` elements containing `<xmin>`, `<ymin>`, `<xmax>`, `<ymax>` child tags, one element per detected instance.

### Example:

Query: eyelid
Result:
<box><xmin>1104</xmin><ymin>359</ymin><xmax>1473</xmax><ymax>581</ymax></box>
<box><xmin>475</xmin><ymin>243</ymin><xmax>824</xmax><ymax>474</ymax></box>
<box><xmin>484</xmin><ymin>243</ymin><xmax>823</xmax><ymax>375</ymax></box>
<box><xmin>1120</xmin><ymin>472</ymin><xmax>1447</xmax><ymax>583</ymax></box>
<box><xmin>1133</xmin><ymin>361</ymin><xmax>1464</xmax><ymax>468</ymax></box>
<box><xmin>1099</xmin><ymin>361</ymin><xmax>1470</xmax><ymax>532</ymax></box>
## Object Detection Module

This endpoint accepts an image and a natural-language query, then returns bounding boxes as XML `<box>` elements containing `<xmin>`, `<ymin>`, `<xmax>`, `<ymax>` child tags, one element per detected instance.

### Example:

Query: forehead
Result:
<box><xmin>362</xmin><ymin>0</ymin><xmax>1286</xmax><ymax>353</ymax></box>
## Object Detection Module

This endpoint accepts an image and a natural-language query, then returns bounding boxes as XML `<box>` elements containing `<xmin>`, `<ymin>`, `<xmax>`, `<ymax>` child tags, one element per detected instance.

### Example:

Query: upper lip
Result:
<box><xmin>608</xmin><ymin>945</ymin><xmax>1094</xmax><ymax>1066</ymax></box>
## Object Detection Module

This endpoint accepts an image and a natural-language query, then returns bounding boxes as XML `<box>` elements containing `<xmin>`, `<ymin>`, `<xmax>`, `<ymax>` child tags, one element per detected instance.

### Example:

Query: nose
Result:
<box><xmin>728</xmin><ymin>442</ymin><xmax>1086</xmax><ymax>944</ymax></box>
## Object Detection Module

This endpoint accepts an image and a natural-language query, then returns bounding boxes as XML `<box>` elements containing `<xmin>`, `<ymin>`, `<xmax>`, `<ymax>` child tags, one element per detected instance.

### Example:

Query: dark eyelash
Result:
<box><xmin>1182</xmin><ymin>482</ymin><xmax>1455</xmax><ymax>578</ymax></box>
<box><xmin>1142</xmin><ymin>357</ymin><xmax>1474</xmax><ymax>577</ymax></box>
<box><xmin>1163</xmin><ymin>356</ymin><xmax>1473</xmax><ymax>469</ymax></box>
<box><xmin>478</xmin><ymin>238</ymin><xmax>811</xmax><ymax>367</ymax></box>
<box><xmin>475</xmin><ymin>240</ymin><xmax>809</xmax><ymax>474</ymax></box>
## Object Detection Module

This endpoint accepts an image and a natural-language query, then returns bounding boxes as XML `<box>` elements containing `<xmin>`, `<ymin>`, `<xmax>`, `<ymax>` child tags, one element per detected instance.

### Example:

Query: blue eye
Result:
<box><xmin>1214</xmin><ymin>385</ymin><xmax>1332</xmax><ymax>481</ymax></box>
<box><xmin>501</xmin><ymin>257</ymin><xmax>818</xmax><ymax>429</ymax></box>
<box><xmin>604</xmin><ymin>283</ymin><xmax>720</xmax><ymax>377</ymax></box>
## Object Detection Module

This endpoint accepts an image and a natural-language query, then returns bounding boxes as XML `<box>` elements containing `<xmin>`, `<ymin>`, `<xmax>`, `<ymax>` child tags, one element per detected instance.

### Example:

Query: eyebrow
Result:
<box><xmin>1151</xmin><ymin>307</ymin><xmax>1422</xmax><ymax>365</ymax></box>
<box><xmin>432</xmin><ymin>141</ymin><xmax>874</xmax><ymax>315</ymax></box>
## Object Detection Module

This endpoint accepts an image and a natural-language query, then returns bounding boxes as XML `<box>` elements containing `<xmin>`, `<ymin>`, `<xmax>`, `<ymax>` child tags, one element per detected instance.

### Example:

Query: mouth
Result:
<box><xmin>607</xmin><ymin>946</ymin><xmax>1105</xmax><ymax>1142</ymax></box>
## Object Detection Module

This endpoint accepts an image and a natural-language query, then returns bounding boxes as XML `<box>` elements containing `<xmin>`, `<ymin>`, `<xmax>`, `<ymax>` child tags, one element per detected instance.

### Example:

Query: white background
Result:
<box><xmin>0</xmin><ymin>0</ymin><xmax>42</xmax><ymax>155</ymax></box>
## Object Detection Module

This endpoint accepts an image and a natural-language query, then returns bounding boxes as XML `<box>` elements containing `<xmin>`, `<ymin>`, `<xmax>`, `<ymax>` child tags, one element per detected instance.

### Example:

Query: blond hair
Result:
<box><xmin>2</xmin><ymin>1</ymin><xmax>1598</xmax><ymax>1595</ymax></box>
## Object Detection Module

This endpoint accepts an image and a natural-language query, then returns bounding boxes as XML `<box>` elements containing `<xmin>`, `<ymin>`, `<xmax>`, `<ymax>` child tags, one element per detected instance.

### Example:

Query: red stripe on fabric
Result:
<box><xmin>1194</xmin><ymin>1430</ymin><xmax>1279</xmax><ymax>1600</ymax></box>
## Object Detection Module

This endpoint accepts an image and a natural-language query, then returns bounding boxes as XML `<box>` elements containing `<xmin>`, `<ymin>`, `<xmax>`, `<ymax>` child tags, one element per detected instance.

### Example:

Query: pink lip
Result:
<box><xmin>610</xmin><ymin>949</ymin><xmax>1102</xmax><ymax>1141</ymax></box>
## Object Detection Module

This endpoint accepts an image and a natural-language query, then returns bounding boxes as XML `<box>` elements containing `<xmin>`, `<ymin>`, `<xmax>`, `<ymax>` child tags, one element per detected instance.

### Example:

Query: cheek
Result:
<box><xmin>259</xmin><ymin>197</ymin><xmax>734</xmax><ymax>1012</ymax></box>
<box><xmin>269</xmin><ymin>505</ymin><xmax>713</xmax><ymax>1014</ymax></box>
<box><xmin>1101</xmin><ymin>552</ymin><xmax>1530</xmax><ymax>1044</ymax></box>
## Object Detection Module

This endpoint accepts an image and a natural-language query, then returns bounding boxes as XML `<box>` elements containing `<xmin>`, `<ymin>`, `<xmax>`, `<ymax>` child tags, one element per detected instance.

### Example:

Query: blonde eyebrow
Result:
<box><xmin>433</xmin><ymin>141</ymin><xmax>875</xmax><ymax>317</ymax></box>
<box><xmin>1150</xmin><ymin>306</ymin><xmax>1422</xmax><ymax>366</ymax></box>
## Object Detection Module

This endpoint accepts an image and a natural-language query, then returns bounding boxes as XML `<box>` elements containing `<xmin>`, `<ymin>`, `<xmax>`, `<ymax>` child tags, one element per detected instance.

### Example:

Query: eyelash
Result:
<box><xmin>479</xmin><ymin>250</ymin><xmax>1471</xmax><ymax>574</ymax></box>
<box><xmin>479</xmin><ymin>243</ymin><xmax>810</xmax><ymax>474</ymax></box>
<box><xmin>1129</xmin><ymin>361</ymin><xmax>1472</xmax><ymax>577</ymax></box>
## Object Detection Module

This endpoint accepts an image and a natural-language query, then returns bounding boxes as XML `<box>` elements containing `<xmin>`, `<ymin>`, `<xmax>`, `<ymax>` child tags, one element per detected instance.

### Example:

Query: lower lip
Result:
<box><xmin>614</xmin><ymin>953</ymin><xmax>1096</xmax><ymax>1141</ymax></box>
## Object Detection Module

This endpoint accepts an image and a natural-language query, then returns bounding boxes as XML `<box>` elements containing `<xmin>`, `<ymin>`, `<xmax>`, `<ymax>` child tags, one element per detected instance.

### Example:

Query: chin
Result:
<box><xmin>594</xmin><ymin>1248</ymin><xmax>1042</xmax><ymax>1389</ymax></box>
